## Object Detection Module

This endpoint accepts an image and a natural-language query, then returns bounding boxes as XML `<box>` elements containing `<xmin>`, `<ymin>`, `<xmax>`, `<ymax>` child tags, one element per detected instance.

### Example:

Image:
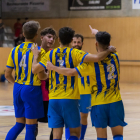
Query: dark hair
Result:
<box><xmin>17</xmin><ymin>18</ymin><xmax>20</xmax><ymax>21</ymax></box>
<box><xmin>23</xmin><ymin>21</ymin><xmax>40</xmax><ymax>39</ymax></box>
<box><xmin>59</xmin><ymin>27</ymin><xmax>75</xmax><ymax>46</ymax></box>
<box><xmin>95</xmin><ymin>31</ymin><xmax>111</xmax><ymax>46</ymax></box>
<box><xmin>25</xmin><ymin>17</ymin><xmax>28</xmax><ymax>20</ymax></box>
<box><xmin>74</xmin><ymin>34</ymin><xmax>84</xmax><ymax>42</ymax></box>
<box><xmin>40</xmin><ymin>27</ymin><xmax>57</xmax><ymax>38</ymax></box>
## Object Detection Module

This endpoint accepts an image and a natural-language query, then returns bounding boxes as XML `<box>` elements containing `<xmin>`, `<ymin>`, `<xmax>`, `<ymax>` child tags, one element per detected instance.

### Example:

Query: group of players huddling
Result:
<box><xmin>5</xmin><ymin>21</ymin><xmax>127</xmax><ymax>140</ymax></box>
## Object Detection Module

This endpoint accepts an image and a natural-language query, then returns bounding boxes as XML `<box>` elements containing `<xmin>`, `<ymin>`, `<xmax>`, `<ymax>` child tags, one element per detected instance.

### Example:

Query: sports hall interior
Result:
<box><xmin>0</xmin><ymin>0</ymin><xmax>140</xmax><ymax>140</ymax></box>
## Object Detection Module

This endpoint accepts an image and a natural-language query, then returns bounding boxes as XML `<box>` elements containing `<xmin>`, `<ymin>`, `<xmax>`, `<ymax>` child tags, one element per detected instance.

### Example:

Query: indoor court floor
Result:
<box><xmin>0</xmin><ymin>82</ymin><xmax>140</xmax><ymax>140</ymax></box>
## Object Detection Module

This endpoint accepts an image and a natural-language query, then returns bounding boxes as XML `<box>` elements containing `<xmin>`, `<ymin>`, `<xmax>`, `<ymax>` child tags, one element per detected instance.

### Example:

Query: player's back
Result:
<box><xmin>6</xmin><ymin>42</ymin><xmax>45</xmax><ymax>86</ymax></box>
<box><xmin>91</xmin><ymin>52</ymin><xmax>121</xmax><ymax>106</ymax></box>
<box><xmin>76</xmin><ymin>52</ymin><xmax>121</xmax><ymax>106</ymax></box>
<box><xmin>40</xmin><ymin>47</ymin><xmax>87</xmax><ymax>99</ymax></box>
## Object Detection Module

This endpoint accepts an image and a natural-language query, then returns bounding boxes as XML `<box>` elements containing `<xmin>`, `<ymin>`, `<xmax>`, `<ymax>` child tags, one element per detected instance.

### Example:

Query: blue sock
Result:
<box><xmin>113</xmin><ymin>135</ymin><xmax>123</xmax><ymax>140</ymax></box>
<box><xmin>65</xmin><ymin>128</ymin><xmax>70</xmax><ymax>140</ymax></box>
<box><xmin>97</xmin><ymin>138</ymin><xmax>107</xmax><ymax>140</ymax></box>
<box><xmin>25</xmin><ymin>124</ymin><xmax>36</xmax><ymax>140</ymax></box>
<box><xmin>80</xmin><ymin>124</ymin><xmax>87</xmax><ymax>140</ymax></box>
<box><xmin>69</xmin><ymin>136</ymin><xmax>79</xmax><ymax>140</ymax></box>
<box><xmin>5</xmin><ymin>122</ymin><xmax>25</xmax><ymax>140</ymax></box>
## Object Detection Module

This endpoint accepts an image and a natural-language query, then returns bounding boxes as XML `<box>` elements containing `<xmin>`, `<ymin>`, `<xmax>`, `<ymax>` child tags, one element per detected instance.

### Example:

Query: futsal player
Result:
<box><xmin>65</xmin><ymin>34</ymin><xmax>91</xmax><ymax>140</ymax></box>
<box><xmin>5</xmin><ymin>21</ymin><xmax>47</xmax><ymax>140</ymax></box>
<box><xmin>35</xmin><ymin>27</ymin><xmax>57</xmax><ymax>140</ymax></box>
<box><xmin>31</xmin><ymin>26</ymin><xmax>116</xmax><ymax>140</ymax></box>
<box><xmin>47</xmin><ymin>27</ymin><xmax>127</xmax><ymax>140</ymax></box>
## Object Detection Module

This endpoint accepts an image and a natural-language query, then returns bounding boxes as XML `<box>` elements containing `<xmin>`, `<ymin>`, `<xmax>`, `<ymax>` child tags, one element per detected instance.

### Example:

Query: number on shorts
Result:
<box><xmin>19</xmin><ymin>54</ymin><xmax>26</xmax><ymax>69</ymax></box>
<box><xmin>107</xmin><ymin>64</ymin><xmax>117</xmax><ymax>80</ymax></box>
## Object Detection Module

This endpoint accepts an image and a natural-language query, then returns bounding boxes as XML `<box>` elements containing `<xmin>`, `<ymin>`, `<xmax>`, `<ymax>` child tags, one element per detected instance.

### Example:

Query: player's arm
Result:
<box><xmin>47</xmin><ymin>61</ymin><xmax>93</xmax><ymax>77</ymax></box>
<box><xmin>37</xmin><ymin>70</ymin><xmax>49</xmax><ymax>80</ymax></box>
<box><xmin>83</xmin><ymin>46</ymin><xmax>115</xmax><ymax>62</ymax></box>
<box><xmin>47</xmin><ymin>61</ymin><xmax>78</xmax><ymax>76</ymax></box>
<box><xmin>5</xmin><ymin>48</ymin><xmax>15</xmax><ymax>84</ymax></box>
<box><xmin>32</xmin><ymin>56</ymin><xmax>45</xmax><ymax>74</ymax></box>
<box><xmin>31</xmin><ymin>44</ymin><xmax>46</xmax><ymax>74</ymax></box>
<box><xmin>5</xmin><ymin>67</ymin><xmax>15</xmax><ymax>84</ymax></box>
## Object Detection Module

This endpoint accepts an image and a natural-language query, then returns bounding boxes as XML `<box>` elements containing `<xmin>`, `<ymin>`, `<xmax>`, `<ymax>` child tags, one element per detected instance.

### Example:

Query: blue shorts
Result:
<box><xmin>79</xmin><ymin>94</ymin><xmax>91</xmax><ymax>113</ymax></box>
<box><xmin>90</xmin><ymin>100</ymin><xmax>127</xmax><ymax>128</ymax></box>
<box><xmin>13</xmin><ymin>83</ymin><xmax>44</xmax><ymax>119</ymax></box>
<box><xmin>48</xmin><ymin>99</ymin><xmax>80</xmax><ymax>128</ymax></box>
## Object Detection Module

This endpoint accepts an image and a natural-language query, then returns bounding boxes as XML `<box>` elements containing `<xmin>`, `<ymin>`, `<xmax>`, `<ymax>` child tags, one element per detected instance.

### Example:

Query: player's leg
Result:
<box><xmin>25</xmin><ymin>119</ymin><xmax>38</xmax><ymax>140</ymax></box>
<box><xmin>21</xmin><ymin>85</ymin><xmax>44</xmax><ymax>140</ymax></box>
<box><xmin>5</xmin><ymin>117</ymin><xmax>25</xmax><ymax>140</ymax></box>
<box><xmin>79</xmin><ymin>94</ymin><xmax>91</xmax><ymax>140</ymax></box>
<box><xmin>69</xmin><ymin>127</ymin><xmax>81</xmax><ymax>140</ymax></box>
<box><xmin>35</xmin><ymin>100</ymin><xmax>49</xmax><ymax>139</ymax></box>
<box><xmin>53</xmin><ymin>128</ymin><xmax>63</xmax><ymax>139</ymax></box>
<box><xmin>63</xmin><ymin>99</ymin><xmax>81</xmax><ymax>140</ymax></box>
<box><xmin>111</xmin><ymin>126</ymin><xmax>123</xmax><ymax>140</ymax></box>
<box><xmin>80</xmin><ymin>113</ymin><xmax>88</xmax><ymax>140</ymax></box>
<box><xmin>109</xmin><ymin>101</ymin><xmax>127</xmax><ymax>140</ymax></box>
<box><xmin>5</xmin><ymin>83</ymin><xmax>25</xmax><ymax>140</ymax></box>
<box><xmin>95</xmin><ymin>128</ymin><xmax>107</xmax><ymax>140</ymax></box>
<box><xmin>90</xmin><ymin>104</ymin><xmax>109</xmax><ymax>140</ymax></box>
<box><xmin>48</xmin><ymin>99</ymin><xmax>64</xmax><ymax>139</ymax></box>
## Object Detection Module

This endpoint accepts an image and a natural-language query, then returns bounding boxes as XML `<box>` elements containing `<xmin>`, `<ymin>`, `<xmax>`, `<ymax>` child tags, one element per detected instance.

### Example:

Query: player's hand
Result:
<box><xmin>47</xmin><ymin>61</ymin><xmax>54</xmax><ymax>71</ymax></box>
<box><xmin>89</xmin><ymin>25</ymin><xmax>98</xmax><ymax>35</ymax></box>
<box><xmin>31</xmin><ymin>43</ymin><xmax>41</xmax><ymax>59</ymax></box>
<box><xmin>108</xmin><ymin>46</ymin><xmax>116</xmax><ymax>53</ymax></box>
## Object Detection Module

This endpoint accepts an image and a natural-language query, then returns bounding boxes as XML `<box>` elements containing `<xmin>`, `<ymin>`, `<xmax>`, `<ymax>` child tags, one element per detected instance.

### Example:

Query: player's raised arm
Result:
<box><xmin>47</xmin><ymin>61</ymin><xmax>78</xmax><ymax>76</ymax></box>
<box><xmin>31</xmin><ymin>44</ymin><xmax>46</xmax><ymax>74</ymax></box>
<box><xmin>83</xmin><ymin>25</ymin><xmax>116</xmax><ymax>62</ymax></box>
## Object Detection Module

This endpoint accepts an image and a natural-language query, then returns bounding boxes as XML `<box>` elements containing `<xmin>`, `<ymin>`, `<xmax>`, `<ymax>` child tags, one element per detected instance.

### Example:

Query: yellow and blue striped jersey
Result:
<box><xmin>6</xmin><ymin>42</ymin><xmax>45</xmax><ymax>86</ymax></box>
<box><xmin>76</xmin><ymin>53</ymin><xmax>121</xmax><ymax>106</ymax></box>
<box><xmin>39</xmin><ymin>47</ymin><xmax>88</xmax><ymax>99</ymax></box>
<box><xmin>78</xmin><ymin>76</ymin><xmax>91</xmax><ymax>95</ymax></box>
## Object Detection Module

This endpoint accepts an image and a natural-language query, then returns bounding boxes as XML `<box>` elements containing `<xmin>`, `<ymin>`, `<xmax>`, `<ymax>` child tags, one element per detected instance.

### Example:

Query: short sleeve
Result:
<box><xmin>6</xmin><ymin>49</ymin><xmax>14</xmax><ymax>69</ymax></box>
<box><xmin>39</xmin><ymin>51</ymin><xmax>50</xmax><ymax>69</ymax></box>
<box><xmin>72</xmin><ymin>49</ymin><xmax>88</xmax><ymax>64</ymax></box>
<box><xmin>75</xmin><ymin>62</ymin><xmax>95</xmax><ymax>77</ymax></box>
<box><xmin>40</xmin><ymin>48</ymin><xmax>46</xmax><ymax>58</ymax></box>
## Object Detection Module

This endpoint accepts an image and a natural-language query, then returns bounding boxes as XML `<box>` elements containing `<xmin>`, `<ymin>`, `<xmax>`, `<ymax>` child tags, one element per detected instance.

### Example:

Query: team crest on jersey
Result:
<box><xmin>18</xmin><ymin>48</ymin><xmax>31</xmax><ymax>52</ymax></box>
<box><xmin>55</xmin><ymin>52</ymin><xmax>67</xmax><ymax>58</ymax></box>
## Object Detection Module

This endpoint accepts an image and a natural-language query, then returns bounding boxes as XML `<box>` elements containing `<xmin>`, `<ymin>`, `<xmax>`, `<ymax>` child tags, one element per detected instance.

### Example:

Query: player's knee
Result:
<box><xmin>96</xmin><ymin>128</ymin><xmax>107</xmax><ymax>138</ymax></box>
<box><xmin>80</xmin><ymin>113</ymin><xmax>88</xmax><ymax>124</ymax></box>
<box><xmin>53</xmin><ymin>128</ymin><xmax>63</xmax><ymax>139</ymax></box>
<box><xmin>80</xmin><ymin>113</ymin><xmax>88</xmax><ymax>119</ymax></box>
<box><xmin>70</xmin><ymin>127</ymin><xmax>81</xmax><ymax>138</ymax></box>
<box><xmin>16</xmin><ymin>117</ymin><xmax>25</xmax><ymax>124</ymax></box>
<box><xmin>26</xmin><ymin>119</ymin><xmax>37</xmax><ymax>124</ymax></box>
<box><xmin>111</xmin><ymin>125</ymin><xmax>123</xmax><ymax>136</ymax></box>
